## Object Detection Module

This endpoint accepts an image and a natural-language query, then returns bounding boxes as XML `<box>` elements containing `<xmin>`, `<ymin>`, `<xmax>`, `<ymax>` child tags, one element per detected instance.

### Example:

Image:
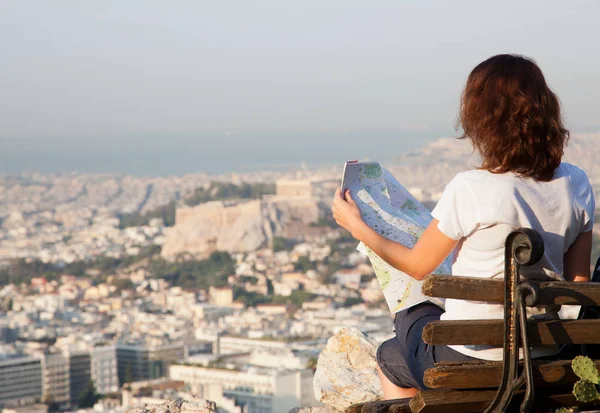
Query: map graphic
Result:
<box><xmin>341</xmin><ymin>161</ymin><xmax>450</xmax><ymax>313</ymax></box>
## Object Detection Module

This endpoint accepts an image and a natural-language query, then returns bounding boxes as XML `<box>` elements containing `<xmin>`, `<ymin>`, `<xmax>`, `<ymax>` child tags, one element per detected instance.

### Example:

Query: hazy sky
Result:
<box><xmin>1</xmin><ymin>1</ymin><xmax>599</xmax><ymax>174</ymax></box>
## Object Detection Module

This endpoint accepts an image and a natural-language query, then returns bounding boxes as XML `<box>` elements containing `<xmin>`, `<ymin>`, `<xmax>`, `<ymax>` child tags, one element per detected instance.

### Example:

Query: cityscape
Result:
<box><xmin>1</xmin><ymin>134</ymin><xmax>599</xmax><ymax>413</ymax></box>
<box><xmin>2</xmin><ymin>0</ymin><xmax>599</xmax><ymax>411</ymax></box>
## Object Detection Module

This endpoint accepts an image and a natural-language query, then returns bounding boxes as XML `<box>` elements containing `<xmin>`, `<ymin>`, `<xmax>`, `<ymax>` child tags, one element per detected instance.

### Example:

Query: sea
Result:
<box><xmin>0</xmin><ymin>130</ymin><xmax>446</xmax><ymax>176</ymax></box>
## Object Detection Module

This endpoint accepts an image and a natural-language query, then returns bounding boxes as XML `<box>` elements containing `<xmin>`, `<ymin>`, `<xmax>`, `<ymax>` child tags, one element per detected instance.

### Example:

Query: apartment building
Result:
<box><xmin>40</xmin><ymin>352</ymin><xmax>70</xmax><ymax>405</ymax></box>
<box><xmin>169</xmin><ymin>364</ymin><xmax>316</xmax><ymax>413</ymax></box>
<box><xmin>0</xmin><ymin>356</ymin><xmax>43</xmax><ymax>408</ymax></box>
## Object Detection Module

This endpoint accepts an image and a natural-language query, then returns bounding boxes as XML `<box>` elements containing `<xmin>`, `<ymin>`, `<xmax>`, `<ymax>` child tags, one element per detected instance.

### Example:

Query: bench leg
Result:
<box><xmin>484</xmin><ymin>229</ymin><xmax>544</xmax><ymax>413</ymax></box>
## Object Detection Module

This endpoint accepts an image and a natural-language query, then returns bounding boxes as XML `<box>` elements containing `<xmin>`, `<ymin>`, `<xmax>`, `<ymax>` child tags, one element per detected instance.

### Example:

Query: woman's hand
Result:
<box><xmin>332</xmin><ymin>188</ymin><xmax>364</xmax><ymax>237</ymax></box>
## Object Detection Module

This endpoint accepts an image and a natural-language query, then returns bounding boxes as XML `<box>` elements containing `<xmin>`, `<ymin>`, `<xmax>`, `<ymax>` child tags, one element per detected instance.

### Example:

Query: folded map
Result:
<box><xmin>341</xmin><ymin>161</ymin><xmax>450</xmax><ymax>313</ymax></box>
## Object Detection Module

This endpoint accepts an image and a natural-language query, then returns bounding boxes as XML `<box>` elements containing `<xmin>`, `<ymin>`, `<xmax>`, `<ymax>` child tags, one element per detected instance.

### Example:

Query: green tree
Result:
<box><xmin>232</xmin><ymin>286</ymin><xmax>270</xmax><ymax>307</ymax></box>
<box><xmin>148</xmin><ymin>251</ymin><xmax>235</xmax><ymax>289</ymax></box>
<box><xmin>240</xmin><ymin>276</ymin><xmax>258</xmax><ymax>285</ymax></box>
<box><xmin>42</xmin><ymin>395</ymin><xmax>61</xmax><ymax>412</ymax></box>
<box><xmin>343</xmin><ymin>297</ymin><xmax>365</xmax><ymax>307</ymax></box>
<box><xmin>272</xmin><ymin>237</ymin><xmax>288</xmax><ymax>252</ymax></box>
<box><xmin>112</xmin><ymin>278</ymin><xmax>134</xmax><ymax>291</ymax></box>
<box><xmin>310</xmin><ymin>216</ymin><xmax>337</xmax><ymax>228</ymax></box>
<box><xmin>185</xmin><ymin>182</ymin><xmax>276</xmax><ymax>207</ymax></box>
<box><xmin>78</xmin><ymin>380</ymin><xmax>100</xmax><ymax>408</ymax></box>
<box><xmin>118</xmin><ymin>200</ymin><xmax>176</xmax><ymax>228</ymax></box>
<box><xmin>319</xmin><ymin>261</ymin><xmax>341</xmax><ymax>285</ymax></box>
<box><xmin>124</xmin><ymin>362</ymin><xmax>133</xmax><ymax>383</ymax></box>
<box><xmin>271</xmin><ymin>290</ymin><xmax>317</xmax><ymax>308</ymax></box>
<box><xmin>294</xmin><ymin>256</ymin><xmax>315</xmax><ymax>272</ymax></box>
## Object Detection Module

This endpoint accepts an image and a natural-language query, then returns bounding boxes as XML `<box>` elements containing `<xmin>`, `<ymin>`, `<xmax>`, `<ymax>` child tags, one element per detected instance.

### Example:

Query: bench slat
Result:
<box><xmin>409</xmin><ymin>389</ymin><xmax>598</xmax><ymax>413</ymax></box>
<box><xmin>422</xmin><ymin>274</ymin><xmax>600</xmax><ymax>306</ymax></box>
<box><xmin>422</xmin><ymin>319</ymin><xmax>600</xmax><ymax>346</ymax></box>
<box><xmin>409</xmin><ymin>389</ymin><xmax>498</xmax><ymax>413</ymax></box>
<box><xmin>424</xmin><ymin>359</ymin><xmax>600</xmax><ymax>389</ymax></box>
<box><xmin>344</xmin><ymin>398</ymin><xmax>412</xmax><ymax>413</ymax></box>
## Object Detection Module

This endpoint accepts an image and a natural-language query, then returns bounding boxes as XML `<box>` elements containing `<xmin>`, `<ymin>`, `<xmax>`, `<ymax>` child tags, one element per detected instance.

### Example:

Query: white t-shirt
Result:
<box><xmin>431</xmin><ymin>162</ymin><xmax>595</xmax><ymax>360</ymax></box>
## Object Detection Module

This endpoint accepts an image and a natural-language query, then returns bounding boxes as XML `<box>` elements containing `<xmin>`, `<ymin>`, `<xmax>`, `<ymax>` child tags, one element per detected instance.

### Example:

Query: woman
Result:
<box><xmin>332</xmin><ymin>54</ymin><xmax>595</xmax><ymax>399</ymax></box>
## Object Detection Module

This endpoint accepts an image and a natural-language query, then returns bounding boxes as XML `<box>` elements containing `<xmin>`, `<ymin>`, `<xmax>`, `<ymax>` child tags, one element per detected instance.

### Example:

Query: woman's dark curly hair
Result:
<box><xmin>459</xmin><ymin>54</ymin><xmax>569</xmax><ymax>181</ymax></box>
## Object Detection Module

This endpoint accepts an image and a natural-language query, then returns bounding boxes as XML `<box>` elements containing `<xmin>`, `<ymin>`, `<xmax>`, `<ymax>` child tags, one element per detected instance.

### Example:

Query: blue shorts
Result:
<box><xmin>376</xmin><ymin>303</ymin><xmax>476</xmax><ymax>390</ymax></box>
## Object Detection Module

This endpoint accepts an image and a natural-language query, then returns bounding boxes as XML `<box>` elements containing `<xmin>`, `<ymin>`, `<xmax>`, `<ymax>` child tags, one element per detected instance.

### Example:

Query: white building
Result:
<box><xmin>0</xmin><ymin>356</ymin><xmax>43</xmax><ymax>408</ymax></box>
<box><xmin>92</xmin><ymin>343</ymin><xmax>185</xmax><ymax>394</ymax></box>
<box><xmin>65</xmin><ymin>349</ymin><xmax>91</xmax><ymax>405</ymax></box>
<box><xmin>248</xmin><ymin>349</ymin><xmax>310</xmax><ymax>370</ymax></box>
<box><xmin>91</xmin><ymin>346</ymin><xmax>119</xmax><ymax>394</ymax></box>
<box><xmin>193</xmin><ymin>304</ymin><xmax>235</xmax><ymax>323</ymax></box>
<box><xmin>40</xmin><ymin>352</ymin><xmax>70</xmax><ymax>405</ymax></box>
<box><xmin>217</xmin><ymin>337</ymin><xmax>288</xmax><ymax>355</ymax></box>
<box><xmin>169</xmin><ymin>364</ymin><xmax>317</xmax><ymax>413</ymax></box>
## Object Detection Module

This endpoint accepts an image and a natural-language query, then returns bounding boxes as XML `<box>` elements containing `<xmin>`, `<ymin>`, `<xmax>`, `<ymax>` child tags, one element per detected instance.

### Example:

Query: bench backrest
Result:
<box><xmin>414</xmin><ymin>229</ymin><xmax>600</xmax><ymax>413</ymax></box>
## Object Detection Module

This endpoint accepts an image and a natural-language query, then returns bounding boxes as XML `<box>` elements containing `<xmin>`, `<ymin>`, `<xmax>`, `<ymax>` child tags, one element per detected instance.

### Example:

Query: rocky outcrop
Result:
<box><xmin>313</xmin><ymin>328</ymin><xmax>383</xmax><ymax>411</ymax></box>
<box><xmin>161</xmin><ymin>200</ymin><xmax>266</xmax><ymax>260</ymax></box>
<box><xmin>288</xmin><ymin>407</ymin><xmax>338</xmax><ymax>413</ymax></box>
<box><xmin>126</xmin><ymin>330</ymin><xmax>382</xmax><ymax>413</ymax></box>
<box><xmin>126</xmin><ymin>398</ymin><xmax>217</xmax><ymax>413</ymax></box>
<box><xmin>161</xmin><ymin>197</ymin><xmax>321</xmax><ymax>260</ymax></box>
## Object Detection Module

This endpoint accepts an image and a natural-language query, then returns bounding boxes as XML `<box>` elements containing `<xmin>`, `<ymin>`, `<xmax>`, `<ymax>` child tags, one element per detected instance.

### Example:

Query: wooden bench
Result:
<box><xmin>346</xmin><ymin>229</ymin><xmax>600</xmax><ymax>413</ymax></box>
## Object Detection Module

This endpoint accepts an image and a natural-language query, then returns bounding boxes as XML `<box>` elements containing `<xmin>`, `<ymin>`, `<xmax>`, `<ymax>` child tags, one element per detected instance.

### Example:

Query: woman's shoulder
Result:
<box><xmin>442</xmin><ymin>170</ymin><xmax>510</xmax><ymax>205</ymax></box>
<box><xmin>452</xmin><ymin>164</ymin><xmax>591</xmax><ymax>186</ymax></box>
<box><xmin>556</xmin><ymin>163</ymin><xmax>594</xmax><ymax>207</ymax></box>
<box><xmin>449</xmin><ymin>169</ymin><xmax>509</xmax><ymax>187</ymax></box>
<box><xmin>555</xmin><ymin>162</ymin><xmax>591</xmax><ymax>183</ymax></box>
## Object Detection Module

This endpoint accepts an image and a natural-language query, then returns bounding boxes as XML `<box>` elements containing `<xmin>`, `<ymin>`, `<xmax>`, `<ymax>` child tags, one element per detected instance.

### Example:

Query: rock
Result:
<box><xmin>161</xmin><ymin>200</ymin><xmax>267</xmax><ymax>260</ymax></box>
<box><xmin>161</xmin><ymin>198</ymin><xmax>321</xmax><ymax>260</ymax></box>
<box><xmin>126</xmin><ymin>398</ymin><xmax>217</xmax><ymax>413</ymax></box>
<box><xmin>313</xmin><ymin>328</ymin><xmax>383</xmax><ymax>411</ymax></box>
<box><xmin>288</xmin><ymin>407</ymin><xmax>337</xmax><ymax>413</ymax></box>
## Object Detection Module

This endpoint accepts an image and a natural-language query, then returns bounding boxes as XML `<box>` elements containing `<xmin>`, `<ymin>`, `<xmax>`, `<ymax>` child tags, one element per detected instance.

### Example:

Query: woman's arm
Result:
<box><xmin>563</xmin><ymin>230</ymin><xmax>593</xmax><ymax>283</ymax></box>
<box><xmin>332</xmin><ymin>188</ymin><xmax>458</xmax><ymax>280</ymax></box>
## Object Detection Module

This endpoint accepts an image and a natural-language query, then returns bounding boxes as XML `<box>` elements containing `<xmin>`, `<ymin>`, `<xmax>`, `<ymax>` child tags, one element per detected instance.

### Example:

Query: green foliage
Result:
<box><xmin>319</xmin><ymin>261</ymin><xmax>341</xmax><ymax>285</ymax></box>
<box><xmin>272</xmin><ymin>237</ymin><xmax>288</xmax><ymax>252</ymax></box>
<box><xmin>233</xmin><ymin>286</ymin><xmax>270</xmax><ymax>307</ymax></box>
<box><xmin>360</xmin><ymin>274</ymin><xmax>375</xmax><ymax>283</ymax></box>
<box><xmin>185</xmin><ymin>182</ymin><xmax>276</xmax><ymax>207</ymax></box>
<box><xmin>0</xmin><ymin>245</ymin><xmax>161</xmax><ymax>286</ymax></box>
<box><xmin>240</xmin><ymin>275</ymin><xmax>258</xmax><ymax>285</ymax></box>
<box><xmin>294</xmin><ymin>255</ymin><xmax>316</xmax><ymax>272</ymax></box>
<box><xmin>112</xmin><ymin>277</ymin><xmax>134</xmax><ymax>291</ymax></box>
<box><xmin>572</xmin><ymin>355</ymin><xmax>599</xmax><ymax>384</ymax></box>
<box><xmin>573</xmin><ymin>379</ymin><xmax>600</xmax><ymax>403</ymax></box>
<box><xmin>0</xmin><ymin>259</ymin><xmax>90</xmax><ymax>284</ymax></box>
<box><xmin>290</xmin><ymin>291</ymin><xmax>316</xmax><ymax>307</ymax></box>
<box><xmin>328</xmin><ymin>231</ymin><xmax>356</xmax><ymax>248</ymax></box>
<box><xmin>310</xmin><ymin>216</ymin><xmax>338</xmax><ymax>228</ymax></box>
<box><xmin>78</xmin><ymin>380</ymin><xmax>100</xmax><ymax>408</ymax></box>
<box><xmin>233</xmin><ymin>287</ymin><xmax>317</xmax><ymax>308</ymax></box>
<box><xmin>118</xmin><ymin>182</ymin><xmax>276</xmax><ymax>229</ymax></box>
<box><xmin>42</xmin><ymin>395</ymin><xmax>61</xmax><ymax>413</ymax></box>
<box><xmin>1</xmin><ymin>247</ymin><xmax>234</xmax><ymax>292</ymax></box>
<box><xmin>571</xmin><ymin>356</ymin><xmax>600</xmax><ymax>403</ymax></box>
<box><xmin>342</xmin><ymin>296</ymin><xmax>364</xmax><ymax>307</ymax></box>
<box><xmin>149</xmin><ymin>251</ymin><xmax>234</xmax><ymax>289</ymax></box>
<box><xmin>555</xmin><ymin>408</ymin><xmax>579</xmax><ymax>413</ymax></box>
<box><xmin>119</xmin><ymin>200</ymin><xmax>176</xmax><ymax>228</ymax></box>
<box><xmin>271</xmin><ymin>290</ymin><xmax>317</xmax><ymax>307</ymax></box>
<box><xmin>124</xmin><ymin>362</ymin><xmax>133</xmax><ymax>384</ymax></box>
<box><xmin>327</xmin><ymin>231</ymin><xmax>359</xmax><ymax>257</ymax></box>
<box><xmin>306</xmin><ymin>357</ymin><xmax>318</xmax><ymax>370</ymax></box>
